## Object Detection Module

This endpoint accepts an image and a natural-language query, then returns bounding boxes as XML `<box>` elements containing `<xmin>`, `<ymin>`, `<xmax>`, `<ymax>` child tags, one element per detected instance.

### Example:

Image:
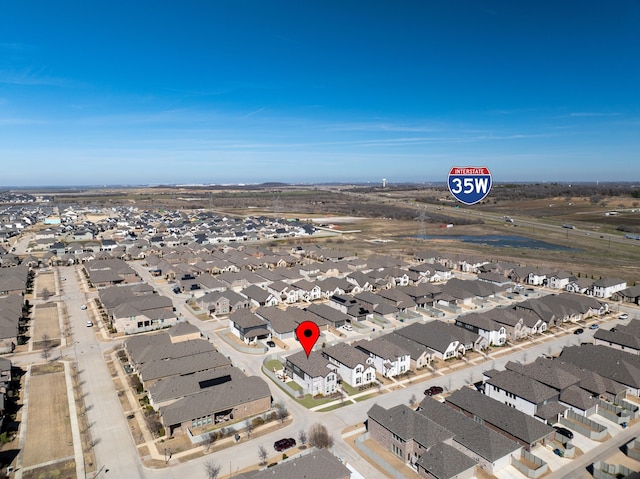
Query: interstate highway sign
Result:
<box><xmin>447</xmin><ymin>166</ymin><xmax>492</xmax><ymax>205</ymax></box>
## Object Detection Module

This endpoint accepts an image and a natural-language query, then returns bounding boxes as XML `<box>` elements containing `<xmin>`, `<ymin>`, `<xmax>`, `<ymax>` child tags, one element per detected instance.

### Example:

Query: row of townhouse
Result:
<box><xmin>482</xmin><ymin>354</ymin><xmax>630</xmax><ymax>425</ymax></box>
<box><xmin>124</xmin><ymin>323</ymin><xmax>272</xmax><ymax>437</ymax></box>
<box><xmin>367</xmin><ymin>396</ymin><xmax>525</xmax><ymax>477</ymax></box>
<box><xmin>98</xmin><ymin>283</ymin><xmax>179</xmax><ymax>334</ymax></box>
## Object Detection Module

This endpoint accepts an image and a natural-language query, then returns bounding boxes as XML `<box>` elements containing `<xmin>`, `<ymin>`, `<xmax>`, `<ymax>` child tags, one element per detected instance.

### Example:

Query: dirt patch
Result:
<box><xmin>32</xmin><ymin>302</ymin><xmax>61</xmax><ymax>345</ymax></box>
<box><xmin>22</xmin><ymin>459</ymin><xmax>76</xmax><ymax>479</ymax></box>
<box><xmin>22</xmin><ymin>369</ymin><xmax>74</xmax><ymax>467</ymax></box>
<box><xmin>31</xmin><ymin>362</ymin><xmax>65</xmax><ymax>375</ymax></box>
<box><xmin>36</xmin><ymin>272</ymin><xmax>56</xmax><ymax>299</ymax></box>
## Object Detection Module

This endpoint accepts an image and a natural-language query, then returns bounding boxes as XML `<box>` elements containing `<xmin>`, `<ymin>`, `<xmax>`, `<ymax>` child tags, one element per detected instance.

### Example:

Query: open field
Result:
<box><xmin>36</xmin><ymin>272</ymin><xmax>56</xmax><ymax>300</ymax></box>
<box><xmin>15</xmin><ymin>184</ymin><xmax>640</xmax><ymax>283</ymax></box>
<box><xmin>23</xmin><ymin>363</ymin><xmax>74</xmax><ymax>468</ymax></box>
<box><xmin>31</xmin><ymin>302</ymin><xmax>61</xmax><ymax>348</ymax></box>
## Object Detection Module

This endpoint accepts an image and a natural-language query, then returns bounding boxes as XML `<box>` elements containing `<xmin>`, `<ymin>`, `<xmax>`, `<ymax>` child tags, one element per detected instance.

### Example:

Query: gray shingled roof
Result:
<box><xmin>559</xmin><ymin>384</ymin><xmax>598</xmax><ymax>411</ymax></box>
<box><xmin>148</xmin><ymin>365</ymin><xmax>243</xmax><ymax>403</ymax></box>
<box><xmin>160</xmin><ymin>376</ymin><xmax>271</xmax><ymax>426</ymax></box>
<box><xmin>505</xmin><ymin>359</ymin><xmax>581</xmax><ymax>391</ymax></box>
<box><xmin>322</xmin><ymin>342</ymin><xmax>370</xmax><ymax>369</ymax></box>
<box><xmin>559</xmin><ymin>344</ymin><xmax>640</xmax><ymax>389</ymax></box>
<box><xmin>234</xmin><ymin>448</ymin><xmax>350</xmax><ymax>479</ymax></box>
<box><xmin>417</xmin><ymin>397</ymin><xmax>521</xmax><ymax>463</ymax></box>
<box><xmin>126</xmin><ymin>335</ymin><xmax>215</xmax><ymax>365</ymax></box>
<box><xmin>594</xmin><ymin>328</ymin><xmax>640</xmax><ymax>350</ymax></box>
<box><xmin>416</xmin><ymin>442</ymin><xmax>477</xmax><ymax>479</ymax></box>
<box><xmin>285</xmin><ymin>350</ymin><xmax>335</xmax><ymax>379</ymax></box>
<box><xmin>445</xmin><ymin>387</ymin><xmax>554</xmax><ymax>445</ymax></box>
<box><xmin>367</xmin><ymin>403</ymin><xmax>454</xmax><ymax>448</ymax></box>
<box><xmin>486</xmin><ymin>369</ymin><xmax>558</xmax><ymax>404</ymax></box>
<box><xmin>354</xmin><ymin>337</ymin><xmax>409</xmax><ymax>362</ymax></box>
<box><xmin>384</xmin><ymin>333</ymin><xmax>435</xmax><ymax>361</ymax></box>
<box><xmin>139</xmin><ymin>351</ymin><xmax>231</xmax><ymax>382</ymax></box>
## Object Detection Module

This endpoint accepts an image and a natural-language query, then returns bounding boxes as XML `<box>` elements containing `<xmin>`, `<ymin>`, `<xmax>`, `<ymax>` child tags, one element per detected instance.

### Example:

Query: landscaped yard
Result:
<box><xmin>265</xmin><ymin>359</ymin><xmax>283</xmax><ymax>371</ymax></box>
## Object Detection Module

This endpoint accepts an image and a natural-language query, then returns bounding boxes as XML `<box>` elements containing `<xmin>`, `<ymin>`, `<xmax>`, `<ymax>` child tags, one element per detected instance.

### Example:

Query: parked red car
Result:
<box><xmin>424</xmin><ymin>386</ymin><xmax>444</xmax><ymax>396</ymax></box>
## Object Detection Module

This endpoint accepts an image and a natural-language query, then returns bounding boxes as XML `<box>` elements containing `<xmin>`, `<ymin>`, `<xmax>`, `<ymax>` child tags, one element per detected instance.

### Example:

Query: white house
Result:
<box><xmin>484</xmin><ymin>369</ymin><xmax>559</xmax><ymax>417</ymax></box>
<box><xmin>353</xmin><ymin>338</ymin><xmax>411</xmax><ymax>378</ymax></box>
<box><xmin>591</xmin><ymin>278</ymin><xmax>627</xmax><ymax>299</ymax></box>
<box><xmin>548</xmin><ymin>271</ymin><xmax>573</xmax><ymax>290</ymax></box>
<box><xmin>284</xmin><ymin>350</ymin><xmax>338</xmax><ymax>396</ymax></box>
<box><xmin>321</xmin><ymin>343</ymin><xmax>376</xmax><ymax>388</ymax></box>
<box><xmin>454</xmin><ymin>313</ymin><xmax>507</xmax><ymax>346</ymax></box>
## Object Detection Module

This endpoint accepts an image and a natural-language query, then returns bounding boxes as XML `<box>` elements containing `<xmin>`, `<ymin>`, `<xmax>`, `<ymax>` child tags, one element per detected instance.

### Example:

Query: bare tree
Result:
<box><xmin>205</xmin><ymin>431</ymin><xmax>218</xmax><ymax>452</ymax></box>
<box><xmin>41</xmin><ymin>333</ymin><xmax>53</xmax><ymax>361</ymax></box>
<box><xmin>409</xmin><ymin>393</ymin><xmax>417</xmax><ymax>408</ymax></box>
<box><xmin>41</xmin><ymin>287</ymin><xmax>52</xmax><ymax>301</ymax></box>
<box><xmin>275</xmin><ymin>402</ymin><xmax>289</xmax><ymax>423</ymax></box>
<box><xmin>298</xmin><ymin>429</ymin><xmax>307</xmax><ymax>449</ymax></box>
<box><xmin>245</xmin><ymin>419</ymin><xmax>254</xmax><ymax>438</ymax></box>
<box><xmin>375</xmin><ymin>381</ymin><xmax>382</xmax><ymax>393</ymax></box>
<box><xmin>204</xmin><ymin>461</ymin><xmax>222</xmax><ymax>479</ymax></box>
<box><xmin>308</xmin><ymin>423</ymin><xmax>333</xmax><ymax>449</ymax></box>
<box><xmin>258</xmin><ymin>445</ymin><xmax>268</xmax><ymax>465</ymax></box>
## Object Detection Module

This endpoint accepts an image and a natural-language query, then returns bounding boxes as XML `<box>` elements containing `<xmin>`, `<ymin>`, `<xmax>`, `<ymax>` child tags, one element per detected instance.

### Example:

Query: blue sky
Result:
<box><xmin>1</xmin><ymin>1</ymin><xmax>639</xmax><ymax>186</ymax></box>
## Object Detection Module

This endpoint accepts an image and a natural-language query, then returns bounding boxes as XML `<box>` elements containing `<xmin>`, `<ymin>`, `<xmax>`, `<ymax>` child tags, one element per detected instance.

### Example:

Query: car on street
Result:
<box><xmin>589</xmin><ymin>324</ymin><xmax>599</xmax><ymax>330</ymax></box>
<box><xmin>573</xmin><ymin>328</ymin><xmax>584</xmax><ymax>335</ymax></box>
<box><xmin>619</xmin><ymin>313</ymin><xmax>629</xmax><ymax>320</ymax></box>
<box><xmin>86</xmin><ymin>321</ymin><xmax>93</xmax><ymax>327</ymax></box>
<box><xmin>424</xmin><ymin>386</ymin><xmax>444</xmax><ymax>396</ymax></box>
<box><xmin>273</xmin><ymin>438</ymin><xmax>296</xmax><ymax>452</ymax></box>
<box><xmin>554</xmin><ymin>426</ymin><xmax>574</xmax><ymax>439</ymax></box>
<box><xmin>81</xmin><ymin>304</ymin><xmax>87</xmax><ymax>310</ymax></box>
<box><xmin>342</xmin><ymin>323</ymin><xmax>352</xmax><ymax>331</ymax></box>
<box><xmin>266</xmin><ymin>340</ymin><xmax>276</xmax><ymax>348</ymax></box>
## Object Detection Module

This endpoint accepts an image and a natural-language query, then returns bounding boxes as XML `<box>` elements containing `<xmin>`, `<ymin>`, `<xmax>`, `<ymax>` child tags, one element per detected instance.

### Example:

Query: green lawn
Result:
<box><xmin>316</xmin><ymin>402</ymin><xmax>351</xmax><ymax>412</ymax></box>
<box><xmin>341</xmin><ymin>382</ymin><xmax>359</xmax><ymax>396</ymax></box>
<box><xmin>265</xmin><ymin>359</ymin><xmax>283</xmax><ymax>371</ymax></box>
<box><xmin>296</xmin><ymin>394</ymin><xmax>338</xmax><ymax>409</ymax></box>
<box><xmin>354</xmin><ymin>393</ymin><xmax>379</xmax><ymax>402</ymax></box>
<box><xmin>286</xmin><ymin>381</ymin><xmax>302</xmax><ymax>392</ymax></box>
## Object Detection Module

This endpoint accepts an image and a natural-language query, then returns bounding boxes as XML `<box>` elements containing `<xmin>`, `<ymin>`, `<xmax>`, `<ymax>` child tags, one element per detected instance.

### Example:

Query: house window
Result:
<box><xmin>192</xmin><ymin>420</ymin><xmax>197</xmax><ymax>428</ymax></box>
<box><xmin>355</xmin><ymin>367</ymin><xmax>363</xmax><ymax>374</ymax></box>
<box><xmin>356</xmin><ymin>377</ymin><xmax>362</xmax><ymax>385</ymax></box>
<box><xmin>366</xmin><ymin>372</ymin><xmax>372</xmax><ymax>381</ymax></box>
<box><xmin>392</xmin><ymin>443</ymin><xmax>403</xmax><ymax>458</ymax></box>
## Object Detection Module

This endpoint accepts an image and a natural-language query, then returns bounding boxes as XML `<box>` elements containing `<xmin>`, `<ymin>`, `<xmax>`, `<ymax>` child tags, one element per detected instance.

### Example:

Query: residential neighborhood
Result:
<box><xmin>1</xmin><ymin>196</ymin><xmax>640</xmax><ymax>479</ymax></box>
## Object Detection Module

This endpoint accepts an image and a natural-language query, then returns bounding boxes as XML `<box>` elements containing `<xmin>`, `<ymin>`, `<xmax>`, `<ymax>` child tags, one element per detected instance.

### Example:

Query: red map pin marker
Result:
<box><xmin>296</xmin><ymin>321</ymin><xmax>320</xmax><ymax>357</ymax></box>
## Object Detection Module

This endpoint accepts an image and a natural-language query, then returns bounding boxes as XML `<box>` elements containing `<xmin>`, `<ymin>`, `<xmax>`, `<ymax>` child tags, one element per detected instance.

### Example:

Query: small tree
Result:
<box><xmin>298</xmin><ymin>429</ymin><xmax>307</xmax><ymax>449</ymax></box>
<box><xmin>409</xmin><ymin>393</ymin><xmax>417</xmax><ymax>407</ymax></box>
<box><xmin>41</xmin><ymin>287</ymin><xmax>52</xmax><ymax>301</ymax></box>
<box><xmin>275</xmin><ymin>402</ymin><xmax>289</xmax><ymax>423</ymax></box>
<box><xmin>205</xmin><ymin>431</ymin><xmax>218</xmax><ymax>452</ymax></box>
<box><xmin>41</xmin><ymin>334</ymin><xmax>53</xmax><ymax>361</ymax></box>
<box><xmin>308</xmin><ymin>423</ymin><xmax>333</xmax><ymax>449</ymax></box>
<box><xmin>245</xmin><ymin>419</ymin><xmax>254</xmax><ymax>438</ymax></box>
<box><xmin>258</xmin><ymin>445</ymin><xmax>268</xmax><ymax>465</ymax></box>
<box><xmin>204</xmin><ymin>461</ymin><xmax>222</xmax><ymax>479</ymax></box>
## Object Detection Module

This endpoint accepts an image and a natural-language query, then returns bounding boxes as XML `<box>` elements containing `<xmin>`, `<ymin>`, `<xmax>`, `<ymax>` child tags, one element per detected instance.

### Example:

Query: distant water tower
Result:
<box><xmin>382</xmin><ymin>178</ymin><xmax>387</xmax><ymax>188</ymax></box>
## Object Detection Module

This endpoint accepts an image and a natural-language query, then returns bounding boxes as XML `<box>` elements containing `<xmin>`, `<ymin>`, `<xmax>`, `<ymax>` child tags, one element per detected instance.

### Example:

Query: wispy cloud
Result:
<box><xmin>0</xmin><ymin>67</ymin><xmax>73</xmax><ymax>87</ymax></box>
<box><xmin>241</xmin><ymin>107</ymin><xmax>265</xmax><ymax>119</ymax></box>
<box><xmin>569</xmin><ymin>112</ymin><xmax>620</xmax><ymax>117</ymax></box>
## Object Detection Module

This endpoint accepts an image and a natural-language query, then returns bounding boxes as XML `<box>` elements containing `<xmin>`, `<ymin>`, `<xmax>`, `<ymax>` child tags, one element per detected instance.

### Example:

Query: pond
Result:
<box><xmin>417</xmin><ymin>234</ymin><xmax>580</xmax><ymax>251</ymax></box>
